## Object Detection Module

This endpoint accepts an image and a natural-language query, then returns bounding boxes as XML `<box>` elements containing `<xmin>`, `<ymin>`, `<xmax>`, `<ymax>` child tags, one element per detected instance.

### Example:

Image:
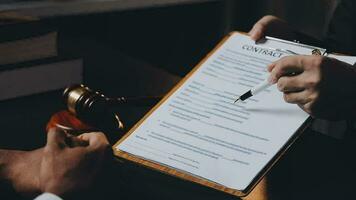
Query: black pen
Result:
<box><xmin>234</xmin><ymin>79</ymin><xmax>271</xmax><ymax>103</ymax></box>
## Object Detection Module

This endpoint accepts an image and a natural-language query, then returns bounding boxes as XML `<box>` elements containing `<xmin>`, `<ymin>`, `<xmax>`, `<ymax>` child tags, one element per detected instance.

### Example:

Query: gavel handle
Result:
<box><xmin>109</xmin><ymin>96</ymin><xmax>163</xmax><ymax>107</ymax></box>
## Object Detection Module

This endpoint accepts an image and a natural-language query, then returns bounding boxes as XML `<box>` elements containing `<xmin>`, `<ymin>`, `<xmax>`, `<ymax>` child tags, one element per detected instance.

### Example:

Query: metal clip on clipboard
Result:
<box><xmin>258</xmin><ymin>36</ymin><xmax>327</xmax><ymax>56</ymax></box>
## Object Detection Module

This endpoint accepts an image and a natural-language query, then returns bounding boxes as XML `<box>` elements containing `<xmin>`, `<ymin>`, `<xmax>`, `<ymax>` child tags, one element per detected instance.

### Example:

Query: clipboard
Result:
<box><xmin>113</xmin><ymin>31</ymin><xmax>313</xmax><ymax>197</ymax></box>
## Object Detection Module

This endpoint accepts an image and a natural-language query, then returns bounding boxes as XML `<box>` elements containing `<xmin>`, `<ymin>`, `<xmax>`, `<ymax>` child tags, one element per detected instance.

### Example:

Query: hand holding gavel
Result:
<box><xmin>47</xmin><ymin>85</ymin><xmax>163</xmax><ymax>142</ymax></box>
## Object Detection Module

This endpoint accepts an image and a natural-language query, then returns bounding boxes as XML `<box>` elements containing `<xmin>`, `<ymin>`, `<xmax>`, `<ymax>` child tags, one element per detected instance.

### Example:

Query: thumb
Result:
<box><xmin>47</xmin><ymin>128</ymin><xmax>67</xmax><ymax>149</ymax></box>
<box><xmin>77</xmin><ymin>132</ymin><xmax>110</xmax><ymax>152</ymax></box>
<box><xmin>249</xmin><ymin>23</ymin><xmax>265</xmax><ymax>41</ymax></box>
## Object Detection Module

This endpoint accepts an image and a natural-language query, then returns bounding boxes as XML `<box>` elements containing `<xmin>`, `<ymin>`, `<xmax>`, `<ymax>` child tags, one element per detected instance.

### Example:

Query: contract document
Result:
<box><xmin>115</xmin><ymin>32</ymin><xmax>314</xmax><ymax>194</ymax></box>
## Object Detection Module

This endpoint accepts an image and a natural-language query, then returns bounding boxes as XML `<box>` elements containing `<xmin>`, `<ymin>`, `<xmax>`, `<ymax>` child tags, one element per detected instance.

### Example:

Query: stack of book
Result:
<box><xmin>0</xmin><ymin>16</ymin><xmax>83</xmax><ymax>101</ymax></box>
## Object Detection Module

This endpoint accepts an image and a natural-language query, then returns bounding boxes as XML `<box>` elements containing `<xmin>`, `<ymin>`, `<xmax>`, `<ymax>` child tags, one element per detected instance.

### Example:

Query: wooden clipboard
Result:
<box><xmin>113</xmin><ymin>31</ymin><xmax>312</xmax><ymax>197</ymax></box>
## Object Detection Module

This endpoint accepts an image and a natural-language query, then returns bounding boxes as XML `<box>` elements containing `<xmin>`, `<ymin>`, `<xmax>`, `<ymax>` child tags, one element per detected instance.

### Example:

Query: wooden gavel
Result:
<box><xmin>47</xmin><ymin>85</ymin><xmax>162</xmax><ymax>143</ymax></box>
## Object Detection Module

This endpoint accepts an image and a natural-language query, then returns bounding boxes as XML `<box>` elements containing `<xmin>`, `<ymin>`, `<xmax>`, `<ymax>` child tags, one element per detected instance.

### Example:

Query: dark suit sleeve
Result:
<box><xmin>325</xmin><ymin>0</ymin><xmax>356</xmax><ymax>54</ymax></box>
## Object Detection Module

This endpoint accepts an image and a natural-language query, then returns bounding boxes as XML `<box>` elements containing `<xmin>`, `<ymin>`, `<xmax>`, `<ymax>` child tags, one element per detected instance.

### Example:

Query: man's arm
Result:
<box><xmin>0</xmin><ymin>129</ymin><xmax>110</xmax><ymax>199</ymax></box>
<box><xmin>325</xmin><ymin>0</ymin><xmax>356</xmax><ymax>54</ymax></box>
<box><xmin>0</xmin><ymin>150</ymin><xmax>10</xmax><ymax>178</ymax></box>
<box><xmin>268</xmin><ymin>55</ymin><xmax>356</xmax><ymax>120</ymax></box>
<box><xmin>0</xmin><ymin>149</ymin><xmax>28</xmax><ymax>180</ymax></box>
<box><xmin>0</xmin><ymin>149</ymin><xmax>42</xmax><ymax>196</ymax></box>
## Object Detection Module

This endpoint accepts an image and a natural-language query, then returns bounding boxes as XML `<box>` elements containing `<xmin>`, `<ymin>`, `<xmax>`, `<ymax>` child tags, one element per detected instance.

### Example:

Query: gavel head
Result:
<box><xmin>62</xmin><ymin>85</ymin><xmax>124</xmax><ymax>131</ymax></box>
<box><xmin>63</xmin><ymin>84</ymin><xmax>109</xmax><ymax>116</ymax></box>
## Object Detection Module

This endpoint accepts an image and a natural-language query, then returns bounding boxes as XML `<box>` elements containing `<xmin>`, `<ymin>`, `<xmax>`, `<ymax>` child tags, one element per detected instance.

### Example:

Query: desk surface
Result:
<box><xmin>0</xmin><ymin>0</ymin><xmax>217</xmax><ymax>18</ymax></box>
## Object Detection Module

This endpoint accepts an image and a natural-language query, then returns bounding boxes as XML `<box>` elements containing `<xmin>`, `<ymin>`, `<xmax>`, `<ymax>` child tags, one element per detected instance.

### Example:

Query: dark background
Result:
<box><xmin>1</xmin><ymin>1</ymin><xmax>353</xmax><ymax>200</ymax></box>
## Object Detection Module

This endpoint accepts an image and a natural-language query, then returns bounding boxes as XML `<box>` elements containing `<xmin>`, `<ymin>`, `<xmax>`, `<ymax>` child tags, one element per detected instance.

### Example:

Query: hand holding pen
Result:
<box><xmin>235</xmin><ymin>36</ymin><xmax>324</xmax><ymax>103</ymax></box>
<box><xmin>236</xmin><ymin>55</ymin><xmax>356</xmax><ymax>121</ymax></box>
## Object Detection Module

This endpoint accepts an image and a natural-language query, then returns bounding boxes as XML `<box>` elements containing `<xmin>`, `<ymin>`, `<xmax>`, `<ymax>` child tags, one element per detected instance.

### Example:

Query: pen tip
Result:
<box><xmin>234</xmin><ymin>98</ymin><xmax>240</xmax><ymax>103</ymax></box>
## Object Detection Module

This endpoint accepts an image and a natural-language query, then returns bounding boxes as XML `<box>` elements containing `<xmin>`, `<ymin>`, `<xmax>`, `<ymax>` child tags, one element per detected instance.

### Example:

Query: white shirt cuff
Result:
<box><xmin>34</xmin><ymin>193</ymin><xmax>63</xmax><ymax>200</ymax></box>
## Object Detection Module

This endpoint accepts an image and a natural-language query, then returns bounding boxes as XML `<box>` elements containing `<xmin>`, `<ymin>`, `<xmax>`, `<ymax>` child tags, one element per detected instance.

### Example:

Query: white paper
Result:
<box><xmin>116</xmin><ymin>33</ymin><xmax>309</xmax><ymax>191</ymax></box>
<box><xmin>327</xmin><ymin>54</ymin><xmax>356</xmax><ymax>65</ymax></box>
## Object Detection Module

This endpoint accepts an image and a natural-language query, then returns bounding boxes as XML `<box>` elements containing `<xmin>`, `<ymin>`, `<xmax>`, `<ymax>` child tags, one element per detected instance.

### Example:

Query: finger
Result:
<box><xmin>276</xmin><ymin>75</ymin><xmax>306</xmax><ymax>93</ymax></box>
<box><xmin>249</xmin><ymin>23</ymin><xmax>266</xmax><ymax>41</ymax></box>
<box><xmin>267</xmin><ymin>62</ymin><xmax>276</xmax><ymax>72</ymax></box>
<box><xmin>300</xmin><ymin>101</ymin><xmax>314</xmax><ymax>116</ymax></box>
<box><xmin>249</xmin><ymin>16</ymin><xmax>277</xmax><ymax>41</ymax></box>
<box><xmin>47</xmin><ymin>128</ymin><xmax>67</xmax><ymax>149</ymax></box>
<box><xmin>66</xmin><ymin>134</ymin><xmax>89</xmax><ymax>147</ymax></box>
<box><xmin>269</xmin><ymin>56</ymin><xmax>305</xmax><ymax>83</ymax></box>
<box><xmin>77</xmin><ymin>132</ymin><xmax>110</xmax><ymax>152</ymax></box>
<box><xmin>283</xmin><ymin>90</ymin><xmax>312</xmax><ymax>105</ymax></box>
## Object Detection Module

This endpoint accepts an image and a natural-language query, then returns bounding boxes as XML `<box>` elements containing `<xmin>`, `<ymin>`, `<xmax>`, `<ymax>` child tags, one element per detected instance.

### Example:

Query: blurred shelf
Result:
<box><xmin>0</xmin><ymin>0</ymin><xmax>218</xmax><ymax>18</ymax></box>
